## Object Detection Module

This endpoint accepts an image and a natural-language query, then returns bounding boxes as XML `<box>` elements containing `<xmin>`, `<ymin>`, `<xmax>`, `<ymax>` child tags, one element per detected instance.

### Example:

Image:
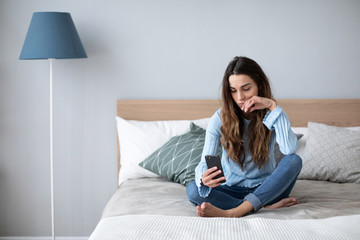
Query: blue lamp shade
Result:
<box><xmin>20</xmin><ymin>12</ymin><xmax>87</xmax><ymax>59</ymax></box>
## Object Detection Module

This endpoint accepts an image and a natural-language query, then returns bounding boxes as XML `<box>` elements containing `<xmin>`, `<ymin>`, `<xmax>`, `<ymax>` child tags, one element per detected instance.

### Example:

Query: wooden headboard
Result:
<box><xmin>117</xmin><ymin>99</ymin><xmax>360</xmax><ymax>127</ymax></box>
<box><xmin>116</xmin><ymin>99</ymin><xmax>360</xmax><ymax>179</ymax></box>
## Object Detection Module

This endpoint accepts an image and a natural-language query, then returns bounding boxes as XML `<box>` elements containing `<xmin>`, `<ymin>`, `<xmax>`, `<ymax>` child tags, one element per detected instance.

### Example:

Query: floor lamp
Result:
<box><xmin>19</xmin><ymin>12</ymin><xmax>87</xmax><ymax>240</ymax></box>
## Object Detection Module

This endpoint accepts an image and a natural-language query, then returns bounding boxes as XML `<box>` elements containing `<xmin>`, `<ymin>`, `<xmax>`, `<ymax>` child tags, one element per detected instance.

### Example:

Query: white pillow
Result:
<box><xmin>298</xmin><ymin>122</ymin><xmax>360</xmax><ymax>183</ymax></box>
<box><xmin>116</xmin><ymin>116</ymin><xmax>210</xmax><ymax>185</ymax></box>
<box><xmin>291</xmin><ymin>127</ymin><xmax>308</xmax><ymax>159</ymax></box>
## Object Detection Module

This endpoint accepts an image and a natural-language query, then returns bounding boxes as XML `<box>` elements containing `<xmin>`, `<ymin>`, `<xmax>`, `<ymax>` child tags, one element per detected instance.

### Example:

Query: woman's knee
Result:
<box><xmin>186</xmin><ymin>181</ymin><xmax>199</xmax><ymax>202</ymax></box>
<box><xmin>280</xmin><ymin>154</ymin><xmax>302</xmax><ymax>172</ymax></box>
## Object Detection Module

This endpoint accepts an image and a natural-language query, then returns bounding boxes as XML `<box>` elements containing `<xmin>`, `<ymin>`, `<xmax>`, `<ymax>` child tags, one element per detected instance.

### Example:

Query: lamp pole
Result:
<box><xmin>49</xmin><ymin>58</ymin><xmax>55</xmax><ymax>240</ymax></box>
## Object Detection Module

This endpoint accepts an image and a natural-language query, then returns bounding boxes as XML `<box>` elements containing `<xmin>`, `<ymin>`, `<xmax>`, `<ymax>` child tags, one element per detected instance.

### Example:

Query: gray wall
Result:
<box><xmin>1</xmin><ymin>0</ymin><xmax>359</xmax><ymax>237</ymax></box>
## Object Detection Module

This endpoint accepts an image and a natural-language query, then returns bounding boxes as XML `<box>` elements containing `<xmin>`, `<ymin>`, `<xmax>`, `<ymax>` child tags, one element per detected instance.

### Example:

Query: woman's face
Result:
<box><xmin>229</xmin><ymin>74</ymin><xmax>258</xmax><ymax>110</ymax></box>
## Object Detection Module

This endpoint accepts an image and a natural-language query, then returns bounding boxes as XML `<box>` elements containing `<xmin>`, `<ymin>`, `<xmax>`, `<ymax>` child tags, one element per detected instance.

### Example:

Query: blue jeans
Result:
<box><xmin>186</xmin><ymin>154</ymin><xmax>302</xmax><ymax>211</ymax></box>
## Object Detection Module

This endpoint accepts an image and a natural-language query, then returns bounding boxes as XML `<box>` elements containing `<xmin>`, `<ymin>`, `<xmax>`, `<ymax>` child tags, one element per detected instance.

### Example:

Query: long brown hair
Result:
<box><xmin>220</xmin><ymin>56</ymin><xmax>273</xmax><ymax>170</ymax></box>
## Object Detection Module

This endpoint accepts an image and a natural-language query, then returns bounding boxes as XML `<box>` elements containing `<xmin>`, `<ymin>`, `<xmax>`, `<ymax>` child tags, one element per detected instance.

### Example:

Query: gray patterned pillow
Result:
<box><xmin>299</xmin><ymin>122</ymin><xmax>360</xmax><ymax>183</ymax></box>
<box><xmin>139</xmin><ymin>123</ymin><xmax>221</xmax><ymax>186</ymax></box>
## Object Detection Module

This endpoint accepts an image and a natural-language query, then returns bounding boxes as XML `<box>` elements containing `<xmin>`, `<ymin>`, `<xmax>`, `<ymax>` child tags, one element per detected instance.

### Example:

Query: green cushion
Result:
<box><xmin>139</xmin><ymin>122</ymin><xmax>220</xmax><ymax>186</ymax></box>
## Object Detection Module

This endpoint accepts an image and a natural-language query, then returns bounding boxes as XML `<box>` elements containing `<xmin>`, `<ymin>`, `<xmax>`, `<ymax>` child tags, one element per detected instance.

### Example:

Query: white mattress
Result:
<box><xmin>90</xmin><ymin>214</ymin><xmax>360</xmax><ymax>240</ymax></box>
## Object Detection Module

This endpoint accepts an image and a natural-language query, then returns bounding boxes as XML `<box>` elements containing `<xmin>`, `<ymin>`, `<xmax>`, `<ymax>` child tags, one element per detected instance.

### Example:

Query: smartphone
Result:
<box><xmin>205</xmin><ymin>155</ymin><xmax>225</xmax><ymax>183</ymax></box>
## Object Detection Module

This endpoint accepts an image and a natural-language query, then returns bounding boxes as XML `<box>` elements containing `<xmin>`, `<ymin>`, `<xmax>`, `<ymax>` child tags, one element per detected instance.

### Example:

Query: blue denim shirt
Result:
<box><xmin>195</xmin><ymin>106</ymin><xmax>298</xmax><ymax>197</ymax></box>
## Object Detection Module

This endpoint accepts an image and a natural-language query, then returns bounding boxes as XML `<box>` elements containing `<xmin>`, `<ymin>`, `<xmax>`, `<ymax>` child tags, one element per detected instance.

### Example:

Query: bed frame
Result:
<box><xmin>116</xmin><ymin>99</ymin><xmax>360</xmax><ymax>177</ymax></box>
<box><xmin>117</xmin><ymin>99</ymin><xmax>360</xmax><ymax>126</ymax></box>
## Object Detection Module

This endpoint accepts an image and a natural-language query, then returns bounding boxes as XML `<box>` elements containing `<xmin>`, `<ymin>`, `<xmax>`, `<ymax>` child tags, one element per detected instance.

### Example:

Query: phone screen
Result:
<box><xmin>205</xmin><ymin>155</ymin><xmax>225</xmax><ymax>183</ymax></box>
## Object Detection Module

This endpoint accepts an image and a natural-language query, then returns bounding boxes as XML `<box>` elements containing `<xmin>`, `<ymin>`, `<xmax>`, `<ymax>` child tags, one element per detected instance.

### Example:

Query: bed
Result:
<box><xmin>90</xmin><ymin>99</ymin><xmax>360</xmax><ymax>240</ymax></box>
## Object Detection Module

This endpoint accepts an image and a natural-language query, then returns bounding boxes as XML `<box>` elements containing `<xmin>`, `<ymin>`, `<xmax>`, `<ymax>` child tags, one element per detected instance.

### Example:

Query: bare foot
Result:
<box><xmin>196</xmin><ymin>202</ymin><xmax>232</xmax><ymax>217</ymax></box>
<box><xmin>264</xmin><ymin>197</ymin><xmax>299</xmax><ymax>210</ymax></box>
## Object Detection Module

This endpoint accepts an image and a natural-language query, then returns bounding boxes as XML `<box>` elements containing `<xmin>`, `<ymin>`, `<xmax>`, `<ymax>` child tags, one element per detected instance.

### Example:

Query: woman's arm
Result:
<box><xmin>195</xmin><ymin>109</ymin><xmax>223</xmax><ymax>197</ymax></box>
<box><xmin>263</xmin><ymin>105</ymin><xmax>298</xmax><ymax>155</ymax></box>
<box><xmin>242</xmin><ymin>96</ymin><xmax>297</xmax><ymax>154</ymax></box>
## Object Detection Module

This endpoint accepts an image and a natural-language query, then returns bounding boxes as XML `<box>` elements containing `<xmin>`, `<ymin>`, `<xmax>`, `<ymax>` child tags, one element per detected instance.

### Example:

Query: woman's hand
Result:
<box><xmin>201</xmin><ymin>167</ymin><xmax>226</xmax><ymax>188</ymax></box>
<box><xmin>241</xmin><ymin>96</ymin><xmax>276</xmax><ymax>113</ymax></box>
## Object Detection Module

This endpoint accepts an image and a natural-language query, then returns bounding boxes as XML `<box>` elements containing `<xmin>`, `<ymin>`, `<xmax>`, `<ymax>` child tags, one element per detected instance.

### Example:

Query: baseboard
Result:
<box><xmin>0</xmin><ymin>237</ymin><xmax>88</xmax><ymax>240</ymax></box>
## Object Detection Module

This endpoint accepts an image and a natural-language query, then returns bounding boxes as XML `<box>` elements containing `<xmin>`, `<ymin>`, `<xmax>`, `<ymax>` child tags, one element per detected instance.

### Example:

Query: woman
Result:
<box><xmin>186</xmin><ymin>56</ymin><xmax>302</xmax><ymax>218</ymax></box>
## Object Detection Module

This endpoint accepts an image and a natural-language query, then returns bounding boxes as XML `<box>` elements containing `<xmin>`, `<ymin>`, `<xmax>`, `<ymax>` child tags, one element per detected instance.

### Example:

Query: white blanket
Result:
<box><xmin>89</xmin><ymin>214</ymin><xmax>360</xmax><ymax>240</ymax></box>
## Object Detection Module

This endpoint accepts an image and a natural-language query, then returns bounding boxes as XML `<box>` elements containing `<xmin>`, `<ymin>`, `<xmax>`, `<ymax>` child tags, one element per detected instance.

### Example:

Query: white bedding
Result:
<box><xmin>90</xmin><ymin>214</ymin><xmax>360</xmax><ymax>240</ymax></box>
<box><xmin>96</xmin><ymin>112</ymin><xmax>360</xmax><ymax>239</ymax></box>
<box><xmin>90</xmin><ymin>177</ymin><xmax>360</xmax><ymax>240</ymax></box>
<box><xmin>101</xmin><ymin>178</ymin><xmax>360</xmax><ymax>219</ymax></box>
